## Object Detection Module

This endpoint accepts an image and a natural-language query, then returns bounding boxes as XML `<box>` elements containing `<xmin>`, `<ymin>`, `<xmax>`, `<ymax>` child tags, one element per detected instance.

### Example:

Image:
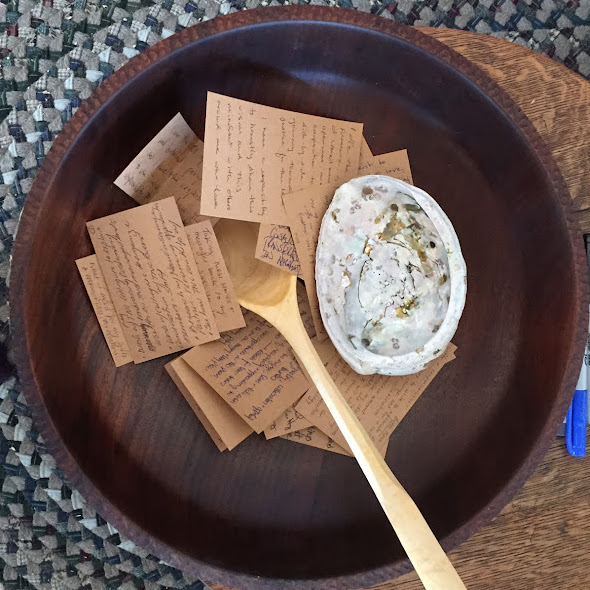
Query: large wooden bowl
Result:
<box><xmin>9</xmin><ymin>6</ymin><xmax>587</xmax><ymax>590</ymax></box>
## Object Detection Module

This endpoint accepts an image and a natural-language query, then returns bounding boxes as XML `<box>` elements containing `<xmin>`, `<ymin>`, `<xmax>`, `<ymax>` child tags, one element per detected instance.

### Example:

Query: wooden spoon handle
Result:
<box><xmin>279</xmin><ymin>311</ymin><xmax>467</xmax><ymax>590</ymax></box>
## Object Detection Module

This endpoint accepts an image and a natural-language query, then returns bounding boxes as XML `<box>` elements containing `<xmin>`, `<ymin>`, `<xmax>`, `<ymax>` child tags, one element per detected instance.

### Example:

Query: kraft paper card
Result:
<box><xmin>296</xmin><ymin>343</ymin><xmax>457</xmax><ymax>456</ymax></box>
<box><xmin>114</xmin><ymin>113</ymin><xmax>210</xmax><ymax>225</ymax></box>
<box><xmin>185</xmin><ymin>220</ymin><xmax>245</xmax><ymax>332</ymax></box>
<box><xmin>87</xmin><ymin>198</ymin><xmax>219</xmax><ymax>363</ymax></box>
<box><xmin>182</xmin><ymin>311</ymin><xmax>311</xmax><ymax>433</ymax></box>
<box><xmin>166</xmin><ymin>356</ymin><xmax>252</xmax><ymax>451</ymax></box>
<box><xmin>200</xmin><ymin>92</ymin><xmax>363</xmax><ymax>224</ymax></box>
<box><xmin>76</xmin><ymin>254</ymin><xmax>132</xmax><ymax>367</ymax></box>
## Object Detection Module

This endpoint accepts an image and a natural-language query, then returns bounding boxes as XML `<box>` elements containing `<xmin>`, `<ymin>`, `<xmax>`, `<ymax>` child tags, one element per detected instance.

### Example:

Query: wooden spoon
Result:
<box><xmin>215</xmin><ymin>218</ymin><xmax>467</xmax><ymax>590</ymax></box>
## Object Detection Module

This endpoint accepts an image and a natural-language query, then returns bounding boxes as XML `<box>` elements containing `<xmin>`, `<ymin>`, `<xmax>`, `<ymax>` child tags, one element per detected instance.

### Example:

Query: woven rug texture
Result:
<box><xmin>0</xmin><ymin>0</ymin><xmax>587</xmax><ymax>588</ymax></box>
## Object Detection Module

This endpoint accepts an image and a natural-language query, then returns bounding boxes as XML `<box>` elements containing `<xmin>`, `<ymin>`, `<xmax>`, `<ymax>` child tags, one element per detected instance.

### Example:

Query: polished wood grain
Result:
<box><xmin>422</xmin><ymin>28</ymin><xmax>590</xmax><ymax>232</ymax></box>
<box><xmin>8</xmin><ymin>8</ymin><xmax>588</xmax><ymax>590</ymax></box>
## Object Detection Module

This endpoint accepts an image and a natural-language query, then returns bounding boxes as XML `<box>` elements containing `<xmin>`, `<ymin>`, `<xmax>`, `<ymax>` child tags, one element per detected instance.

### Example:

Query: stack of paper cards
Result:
<box><xmin>76</xmin><ymin>98</ymin><xmax>456</xmax><ymax>457</ymax></box>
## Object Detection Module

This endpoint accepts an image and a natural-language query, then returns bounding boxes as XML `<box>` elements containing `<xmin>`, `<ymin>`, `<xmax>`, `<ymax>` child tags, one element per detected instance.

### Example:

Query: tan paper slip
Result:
<box><xmin>182</xmin><ymin>311</ymin><xmax>311</xmax><ymax>433</ymax></box>
<box><xmin>255</xmin><ymin>224</ymin><xmax>301</xmax><ymax>276</ymax></box>
<box><xmin>166</xmin><ymin>359</ymin><xmax>227</xmax><ymax>451</ymax></box>
<box><xmin>114</xmin><ymin>113</ymin><xmax>209</xmax><ymax>225</ymax></box>
<box><xmin>166</xmin><ymin>356</ymin><xmax>252</xmax><ymax>451</ymax></box>
<box><xmin>87</xmin><ymin>197</ymin><xmax>219</xmax><ymax>363</ymax></box>
<box><xmin>296</xmin><ymin>344</ymin><xmax>457</xmax><ymax>456</ymax></box>
<box><xmin>264</xmin><ymin>406</ymin><xmax>312</xmax><ymax>439</ymax></box>
<box><xmin>357</xmin><ymin>149</ymin><xmax>413</xmax><ymax>182</ymax></box>
<box><xmin>76</xmin><ymin>254</ymin><xmax>132</xmax><ymax>367</ymax></box>
<box><xmin>200</xmin><ymin>92</ymin><xmax>363</xmax><ymax>224</ymax></box>
<box><xmin>185</xmin><ymin>220</ymin><xmax>245</xmax><ymax>332</ymax></box>
<box><xmin>281</xmin><ymin>427</ymin><xmax>351</xmax><ymax>456</ymax></box>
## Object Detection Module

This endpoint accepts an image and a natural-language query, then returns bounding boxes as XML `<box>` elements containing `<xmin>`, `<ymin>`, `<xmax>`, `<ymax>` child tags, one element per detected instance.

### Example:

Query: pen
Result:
<box><xmin>564</xmin><ymin>237</ymin><xmax>590</xmax><ymax>455</ymax></box>
<box><xmin>586</xmin><ymin>235</ymin><xmax>590</xmax><ymax>426</ymax></box>
<box><xmin>566</xmin><ymin>361</ymin><xmax>587</xmax><ymax>456</ymax></box>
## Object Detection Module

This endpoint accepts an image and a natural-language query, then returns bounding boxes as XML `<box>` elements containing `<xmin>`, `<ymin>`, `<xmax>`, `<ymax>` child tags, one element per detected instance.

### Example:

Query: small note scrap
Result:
<box><xmin>182</xmin><ymin>310</ymin><xmax>311</xmax><ymax>433</ymax></box>
<box><xmin>166</xmin><ymin>358</ymin><xmax>227</xmax><ymax>451</ymax></box>
<box><xmin>282</xmin><ymin>149</ymin><xmax>414</xmax><ymax>342</ymax></box>
<box><xmin>87</xmin><ymin>197</ymin><xmax>219</xmax><ymax>363</ymax></box>
<box><xmin>165</xmin><ymin>356</ymin><xmax>253</xmax><ymax>451</ymax></box>
<box><xmin>264</xmin><ymin>405</ymin><xmax>312</xmax><ymax>439</ymax></box>
<box><xmin>200</xmin><ymin>92</ymin><xmax>364</xmax><ymax>225</ymax></box>
<box><xmin>282</xmin><ymin>183</ymin><xmax>340</xmax><ymax>341</ymax></box>
<box><xmin>358</xmin><ymin>149</ymin><xmax>413</xmax><ymax>183</ymax></box>
<box><xmin>359</xmin><ymin>136</ymin><xmax>373</xmax><ymax>167</ymax></box>
<box><xmin>185</xmin><ymin>220</ymin><xmax>245</xmax><ymax>332</ymax></box>
<box><xmin>296</xmin><ymin>343</ymin><xmax>457</xmax><ymax>456</ymax></box>
<box><xmin>281</xmin><ymin>426</ymin><xmax>351</xmax><ymax>456</ymax></box>
<box><xmin>114</xmin><ymin>113</ymin><xmax>209</xmax><ymax>225</ymax></box>
<box><xmin>255</xmin><ymin>224</ymin><xmax>301</xmax><ymax>276</ymax></box>
<box><xmin>76</xmin><ymin>255</ymin><xmax>132</xmax><ymax>367</ymax></box>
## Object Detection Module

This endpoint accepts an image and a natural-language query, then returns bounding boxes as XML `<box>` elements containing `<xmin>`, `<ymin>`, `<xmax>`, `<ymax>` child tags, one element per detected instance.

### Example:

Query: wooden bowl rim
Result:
<box><xmin>9</xmin><ymin>6</ymin><xmax>588</xmax><ymax>589</ymax></box>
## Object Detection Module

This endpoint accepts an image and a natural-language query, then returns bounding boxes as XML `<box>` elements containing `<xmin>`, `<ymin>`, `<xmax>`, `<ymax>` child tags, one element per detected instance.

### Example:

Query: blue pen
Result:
<box><xmin>567</xmin><ymin>237</ymin><xmax>590</xmax><ymax>456</ymax></box>
<box><xmin>566</xmin><ymin>361</ymin><xmax>587</xmax><ymax>457</ymax></box>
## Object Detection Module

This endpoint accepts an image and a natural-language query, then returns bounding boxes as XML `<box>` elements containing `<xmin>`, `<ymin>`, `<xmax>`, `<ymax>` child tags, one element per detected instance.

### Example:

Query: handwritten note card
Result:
<box><xmin>76</xmin><ymin>255</ymin><xmax>132</xmax><ymax>367</ymax></box>
<box><xmin>297</xmin><ymin>279</ymin><xmax>316</xmax><ymax>339</ymax></box>
<box><xmin>281</xmin><ymin>149</ymin><xmax>414</xmax><ymax>341</ymax></box>
<box><xmin>296</xmin><ymin>344</ymin><xmax>457</xmax><ymax>456</ymax></box>
<box><xmin>282</xmin><ymin>184</ymin><xmax>340</xmax><ymax>341</ymax></box>
<box><xmin>114</xmin><ymin>113</ymin><xmax>208</xmax><ymax>225</ymax></box>
<box><xmin>360</xmin><ymin>136</ymin><xmax>373</xmax><ymax>167</ymax></box>
<box><xmin>185</xmin><ymin>220</ymin><xmax>245</xmax><ymax>332</ymax></box>
<box><xmin>264</xmin><ymin>406</ymin><xmax>312</xmax><ymax>439</ymax></box>
<box><xmin>200</xmin><ymin>92</ymin><xmax>364</xmax><ymax>224</ymax></box>
<box><xmin>182</xmin><ymin>311</ymin><xmax>310</xmax><ymax>433</ymax></box>
<box><xmin>166</xmin><ymin>356</ymin><xmax>252</xmax><ymax>451</ymax></box>
<box><xmin>358</xmin><ymin>149</ymin><xmax>413</xmax><ymax>183</ymax></box>
<box><xmin>255</xmin><ymin>224</ymin><xmax>301</xmax><ymax>276</ymax></box>
<box><xmin>87</xmin><ymin>198</ymin><xmax>219</xmax><ymax>363</ymax></box>
<box><xmin>166</xmin><ymin>358</ymin><xmax>227</xmax><ymax>451</ymax></box>
<box><xmin>281</xmin><ymin>426</ymin><xmax>351</xmax><ymax>456</ymax></box>
<box><xmin>271</xmin><ymin>335</ymin><xmax>338</xmax><ymax>441</ymax></box>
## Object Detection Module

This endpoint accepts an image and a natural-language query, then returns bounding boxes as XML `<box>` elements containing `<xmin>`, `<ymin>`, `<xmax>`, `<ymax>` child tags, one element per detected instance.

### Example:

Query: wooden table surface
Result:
<box><xmin>211</xmin><ymin>28</ymin><xmax>590</xmax><ymax>590</ymax></box>
<box><xmin>423</xmin><ymin>28</ymin><xmax>590</xmax><ymax>234</ymax></box>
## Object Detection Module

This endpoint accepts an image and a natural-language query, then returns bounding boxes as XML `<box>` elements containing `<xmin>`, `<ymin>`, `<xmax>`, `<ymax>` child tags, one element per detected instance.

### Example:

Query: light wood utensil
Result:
<box><xmin>214</xmin><ymin>218</ymin><xmax>467</xmax><ymax>590</ymax></box>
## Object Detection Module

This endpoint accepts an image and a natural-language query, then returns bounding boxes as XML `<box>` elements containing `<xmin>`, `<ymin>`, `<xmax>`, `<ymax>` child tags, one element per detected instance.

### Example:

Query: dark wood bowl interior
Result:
<box><xmin>9</xmin><ymin>7</ymin><xmax>587</xmax><ymax>590</ymax></box>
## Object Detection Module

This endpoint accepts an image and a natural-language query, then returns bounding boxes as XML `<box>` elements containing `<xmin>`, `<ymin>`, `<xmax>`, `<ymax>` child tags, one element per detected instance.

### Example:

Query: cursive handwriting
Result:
<box><xmin>183</xmin><ymin>310</ymin><xmax>310</xmax><ymax>433</ymax></box>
